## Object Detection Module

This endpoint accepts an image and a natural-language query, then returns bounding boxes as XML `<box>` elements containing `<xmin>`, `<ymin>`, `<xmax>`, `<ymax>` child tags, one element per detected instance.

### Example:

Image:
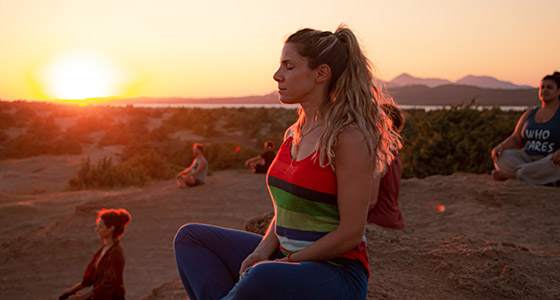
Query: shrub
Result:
<box><xmin>400</xmin><ymin>103</ymin><xmax>522</xmax><ymax>178</ymax></box>
<box><xmin>68</xmin><ymin>157</ymin><xmax>150</xmax><ymax>190</ymax></box>
<box><xmin>123</xmin><ymin>151</ymin><xmax>174</xmax><ymax>180</ymax></box>
<box><xmin>98</xmin><ymin>115</ymin><xmax>149</xmax><ymax>146</ymax></box>
<box><xmin>205</xmin><ymin>142</ymin><xmax>258</xmax><ymax>171</ymax></box>
<box><xmin>55</xmin><ymin>133</ymin><xmax>83</xmax><ymax>155</ymax></box>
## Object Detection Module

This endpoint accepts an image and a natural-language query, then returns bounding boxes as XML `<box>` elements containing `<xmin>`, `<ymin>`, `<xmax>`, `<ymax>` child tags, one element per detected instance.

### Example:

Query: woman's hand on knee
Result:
<box><xmin>492</xmin><ymin>145</ymin><xmax>504</xmax><ymax>162</ymax></box>
<box><xmin>552</xmin><ymin>150</ymin><xmax>560</xmax><ymax>166</ymax></box>
<box><xmin>239</xmin><ymin>252</ymin><xmax>268</xmax><ymax>276</ymax></box>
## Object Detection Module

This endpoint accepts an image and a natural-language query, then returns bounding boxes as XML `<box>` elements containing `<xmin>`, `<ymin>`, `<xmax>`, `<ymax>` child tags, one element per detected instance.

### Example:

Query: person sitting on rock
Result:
<box><xmin>491</xmin><ymin>72</ymin><xmax>560</xmax><ymax>186</ymax></box>
<box><xmin>176</xmin><ymin>143</ymin><xmax>208</xmax><ymax>188</ymax></box>
<box><xmin>245</xmin><ymin>140</ymin><xmax>276</xmax><ymax>173</ymax></box>
<box><xmin>174</xmin><ymin>25</ymin><xmax>400</xmax><ymax>300</ymax></box>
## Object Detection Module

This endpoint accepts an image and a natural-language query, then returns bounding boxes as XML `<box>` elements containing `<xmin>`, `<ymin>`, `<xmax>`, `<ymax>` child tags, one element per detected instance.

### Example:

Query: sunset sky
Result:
<box><xmin>1</xmin><ymin>0</ymin><xmax>559</xmax><ymax>101</ymax></box>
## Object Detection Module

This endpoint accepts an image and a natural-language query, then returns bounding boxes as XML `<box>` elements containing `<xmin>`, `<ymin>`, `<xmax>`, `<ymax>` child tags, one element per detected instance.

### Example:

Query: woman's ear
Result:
<box><xmin>316</xmin><ymin>64</ymin><xmax>331</xmax><ymax>84</ymax></box>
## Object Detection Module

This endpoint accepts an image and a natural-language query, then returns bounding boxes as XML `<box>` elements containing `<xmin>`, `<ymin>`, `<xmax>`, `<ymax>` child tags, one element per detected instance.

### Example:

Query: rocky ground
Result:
<box><xmin>1</xmin><ymin>151</ymin><xmax>558</xmax><ymax>299</ymax></box>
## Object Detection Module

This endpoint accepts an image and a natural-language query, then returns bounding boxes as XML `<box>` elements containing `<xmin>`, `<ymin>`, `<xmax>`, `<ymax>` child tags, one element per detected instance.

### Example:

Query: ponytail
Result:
<box><xmin>286</xmin><ymin>25</ymin><xmax>401</xmax><ymax>173</ymax></box>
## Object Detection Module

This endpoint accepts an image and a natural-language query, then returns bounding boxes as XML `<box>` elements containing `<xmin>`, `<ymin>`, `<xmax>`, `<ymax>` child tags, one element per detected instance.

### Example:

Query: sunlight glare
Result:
<box><xmin>38</xmin><ymin>50</ymin><xmax>125</xmax><ymax>100</ymax></box>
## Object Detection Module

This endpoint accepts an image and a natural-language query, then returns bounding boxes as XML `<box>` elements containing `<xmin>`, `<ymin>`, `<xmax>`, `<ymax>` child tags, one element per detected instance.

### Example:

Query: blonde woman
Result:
<box><xmin>174</xmin><ymin>25</ymin><xmax>400</xmax><ymax>300</ymax></box>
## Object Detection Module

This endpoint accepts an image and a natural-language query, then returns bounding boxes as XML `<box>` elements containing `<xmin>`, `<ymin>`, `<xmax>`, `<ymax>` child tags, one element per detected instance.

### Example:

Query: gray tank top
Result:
<box><xmin>193</xmin><ymin>156</ymin><xmax>208</xmax><ymax>183</ymax></box>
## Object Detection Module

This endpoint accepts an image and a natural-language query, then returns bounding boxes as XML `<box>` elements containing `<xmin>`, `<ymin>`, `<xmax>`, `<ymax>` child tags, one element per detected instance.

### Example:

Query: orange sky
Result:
<box><xmin>0</xmin><ymin>0</ymin><xmax>559</xmax><ymax>101</ymax></box>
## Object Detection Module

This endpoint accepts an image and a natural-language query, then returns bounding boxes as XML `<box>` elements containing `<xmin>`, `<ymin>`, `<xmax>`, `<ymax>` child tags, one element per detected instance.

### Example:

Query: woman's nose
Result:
<box><xmin>273</xmin><ymin>68</ymin><xmax>282</xmax><ymax>82</ymax></box>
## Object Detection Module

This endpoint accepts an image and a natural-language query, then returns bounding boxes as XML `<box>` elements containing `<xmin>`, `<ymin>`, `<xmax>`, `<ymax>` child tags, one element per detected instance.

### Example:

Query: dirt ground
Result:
<box><xmin>1</xmin><ymin>152</ymin><xmax>559</xmax><ymax>300</ymax></box>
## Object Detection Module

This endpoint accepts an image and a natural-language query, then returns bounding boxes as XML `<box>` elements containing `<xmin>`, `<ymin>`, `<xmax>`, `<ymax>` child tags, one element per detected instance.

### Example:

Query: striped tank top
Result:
<box><xmin>266</xmin><ymin>136</ymin><xmax>369</xmax><ymax>272</ymax></box>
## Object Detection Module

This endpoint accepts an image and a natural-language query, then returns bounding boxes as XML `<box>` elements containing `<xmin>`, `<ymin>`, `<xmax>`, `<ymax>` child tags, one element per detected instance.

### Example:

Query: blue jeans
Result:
<box><xmin>173</xmin><ymin>223</ymin><xmax>368</xmax><ymax>300</ymax></box>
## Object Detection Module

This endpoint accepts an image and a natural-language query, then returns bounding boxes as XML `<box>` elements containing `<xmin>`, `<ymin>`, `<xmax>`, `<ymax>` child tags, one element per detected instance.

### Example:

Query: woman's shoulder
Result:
<box><xmin>333</xmin><ymin>126</ymin><xmax>369</xmax><ymax>158</ymax></box>
<box><xmin>283</xmin><ymin>124</ymin><xmax>297</xmax><ymax>140</ymax></box>
<box><xmin>106</xmin><ymin>242</ymin><xmax>125</xmax><ymax>258</ymax></box>
<box><xmin>520</xmin><ymin>107</ymin><xmax>536</xmax><ymax>122</ymax></box>
<box><xmin>337</xmin><ymin>125</ymin><xmax>366</xmax><ymax>144</ymax></box>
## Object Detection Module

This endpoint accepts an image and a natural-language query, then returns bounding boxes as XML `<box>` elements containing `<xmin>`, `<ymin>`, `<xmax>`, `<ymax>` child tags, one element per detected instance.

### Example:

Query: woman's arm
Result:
<box><xmin>492</xmin><ymin>109</ymin><xmax>531</xmax><ymax>161</ymax></box>
<box><xmin>552</xmin><ymin>150</ymin><xmax>560</xmax><ymax>165</ymax></box>
<box><xmin>239</xmin><ymin>217</ymin><xmax>279</xmax><ymax>275</ymax></box>
<box><xmin>368</xmin><ymin>174</ymin><xmax>381</xmax><ymax>212</ymax></box>
<box><xmin>284</xmin><ymin>127</ymin><xmax>372</xmax><ymax>262</ymax></box>
<box><xmin>59</xmin><ymin>282</ymin><xmax>84</xmax><ymax>299</ymax></box>
<box><xmin>245</xmin><ymin>156</ymin><xmax>264</xmax><ymax>166</ymax></box>
<box><xmin>67</xmin><ymin>289</ymin><xmax>94</xmax><ymax>300</ymax></box>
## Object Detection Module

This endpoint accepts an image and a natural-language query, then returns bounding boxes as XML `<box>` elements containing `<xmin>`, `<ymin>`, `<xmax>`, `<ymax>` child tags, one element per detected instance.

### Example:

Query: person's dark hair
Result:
<box><xmin>543</xmin><ymin>71</ymin><xmax>560</xmax><ymax>88</ymax></box>
<box><xmin>542</xmin><ymin>71</ymin><xmax>560</xmax><ymax>86</ymax></box>
<box><xmin>265</xmin><ymin>140</ymin><xmax>275</xmax><ymax>150</ymax></box>
<box><xmin>381</xmin><ymin>104</ymin><xmax>405</xmax><ymax>133</ymax></box>
<box><xmin>97</xmin><ymin>208</ymin><xmax>131</xmax><ymax>238</ymax></box>
<box><xmin>193</xmin><ymin>143</ymin><xmax>204</xmax><ymax>153</ymax></box>
<box><xmin>542</xmin><ymin>72</ymin><xmax>560</xmax><ymax>100</ymax></box>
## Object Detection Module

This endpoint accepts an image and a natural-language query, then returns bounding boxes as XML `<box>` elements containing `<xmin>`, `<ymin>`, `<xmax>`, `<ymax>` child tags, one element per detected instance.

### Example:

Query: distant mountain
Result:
<box><xmin>390</xmin><ymin>73</ymin><xmax>453</xmax><ymax>88</ymax></box>
<box><xmin>96</xmin><ymin>77</ymin><xmax>539</xmax><ymax>107</ymax></box>
<box><xmin>388</xmin><ymin>85</ymin><xmax>539</xmax><ymax>106</ymax></box>
<box><xmin>455</xmin><ymin>75</ymin><xmax>533</xmax><ymax>90</ymax></box>
<box><xmin>100</xmin><ymin>86</ymin><xmax>539</xmax><ymax>108</ymax></box>
<box><xmin>389</xmin><ymin>73</ymin><xmax>533</xmax><ymax>90</ymax></box>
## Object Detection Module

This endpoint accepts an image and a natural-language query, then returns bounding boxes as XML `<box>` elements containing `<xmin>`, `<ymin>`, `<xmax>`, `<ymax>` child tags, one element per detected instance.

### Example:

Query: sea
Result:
<box><xmin>117</xmin><ymin>103</ymin><xmax>530</xmax><ymax>112</ymax></box>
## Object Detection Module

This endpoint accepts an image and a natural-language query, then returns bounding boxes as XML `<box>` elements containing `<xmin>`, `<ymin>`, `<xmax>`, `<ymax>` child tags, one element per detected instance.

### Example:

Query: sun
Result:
<box><xmin>36</xmin><ymin>50</ymin><xmax>124</xmax><ymax>100</ymax></box>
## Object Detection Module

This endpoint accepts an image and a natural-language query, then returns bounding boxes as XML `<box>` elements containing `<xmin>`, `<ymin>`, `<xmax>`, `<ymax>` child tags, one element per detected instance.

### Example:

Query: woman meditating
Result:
<box><xmin>59</xmin><ymin>208</ymin><xmax>131</xmax><ymax>300</ymax></box>
<box><xmin>245</xmin><ymin>140</ymin><xmax>276</xmax><ymax>173</ymax></box>
<box><xmin>174</xmin><ymin>25</ymin><xmax>400</xmax><ymax>300</ymax></box>
<box><xmin>492</xmin><ymin>72</ymin><xmax>560</xmax><ymax>185</ymax></box>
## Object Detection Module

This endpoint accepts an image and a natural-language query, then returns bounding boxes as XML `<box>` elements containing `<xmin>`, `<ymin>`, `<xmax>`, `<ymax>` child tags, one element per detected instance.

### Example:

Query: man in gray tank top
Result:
<box><xmin>176</xmin><ymin>143</ymin><xmax>208</xmax><ymax>188</ymax></box>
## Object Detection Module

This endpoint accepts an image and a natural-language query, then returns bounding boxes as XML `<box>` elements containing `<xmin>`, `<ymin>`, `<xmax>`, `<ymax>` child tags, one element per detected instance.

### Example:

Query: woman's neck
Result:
<box><xmin>104</xmin><ymin>237</ymin><xmax>115</xmax><ymax>247</ymax></box>
<box><xmin>542</xmin><ymin>99</ymin><xmax>560</xmax><ymax>111</ymax></box>
<box><xmin>299</xmin><ymin>88</ymin><xmax>327</xmax><ymax>125</ymax></box>
<box><xmin>300</xmin><ymin>102</ymin><xmax>323</xmax><ymax>128</ymax></box>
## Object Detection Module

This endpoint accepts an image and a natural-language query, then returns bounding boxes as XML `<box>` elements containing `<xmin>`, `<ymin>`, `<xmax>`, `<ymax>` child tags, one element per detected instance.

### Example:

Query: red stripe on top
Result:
<box><xmin>267</xmin><ymin>137</ymin><xmax>337</xmax><ymax>195</ymax></box>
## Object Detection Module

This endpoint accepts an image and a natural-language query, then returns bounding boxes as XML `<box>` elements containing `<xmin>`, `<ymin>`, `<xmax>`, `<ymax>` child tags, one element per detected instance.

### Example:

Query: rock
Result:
<box><xmin>244</xmin><ymin>211</ymin><xmax>274</xmax><ymax>235</ymax></box>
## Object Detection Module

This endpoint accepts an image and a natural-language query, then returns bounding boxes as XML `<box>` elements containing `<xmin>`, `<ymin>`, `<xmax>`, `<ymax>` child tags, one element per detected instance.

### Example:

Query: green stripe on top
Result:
<box><xmin>276</xmin><ymin>207</ymin><xmax>339</xmax><ymax>232</ymax></box>
<box><xmin>270</xmin><ymin>186</ymin><xmax>339</xmax><ymax>219</ymax></box>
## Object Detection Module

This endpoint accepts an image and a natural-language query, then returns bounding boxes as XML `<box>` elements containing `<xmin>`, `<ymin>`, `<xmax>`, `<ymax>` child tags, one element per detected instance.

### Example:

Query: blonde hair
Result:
<box><xmin>286</xmin><ymin>25</ymin><xmax>401</xmax><ymax>173</ymax></box>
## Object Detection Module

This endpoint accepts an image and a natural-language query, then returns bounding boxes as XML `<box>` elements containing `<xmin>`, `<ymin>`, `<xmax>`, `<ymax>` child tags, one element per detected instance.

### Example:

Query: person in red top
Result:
<box><xmin>368</xmin><ymin>103</ymin><xmax>405</xmax><ymax>229</ymax></box>
<box><xmin>59</xmin><ymin>208</ymin><xmax>131</xmax><ymax>300</ymax></box>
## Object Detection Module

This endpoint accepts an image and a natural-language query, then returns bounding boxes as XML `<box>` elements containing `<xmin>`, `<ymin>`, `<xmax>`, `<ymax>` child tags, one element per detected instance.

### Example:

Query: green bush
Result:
<box><xmin>98</xmin><ymin>115</ymin><xmax>149</xmax><ymax>146</ymax></box>
<box><xmin>205</xmin><ymin>142</ymin><xmax>259</xmax><ymax>171</ymax></box>
<box><xmin>3</xmin><ymin>101</ymin><xmax>528</xmax><ymax>188</ymax></box>
<box><xmin>68</xmin><ymin>156</ymin><xmax>150</xmax><ymax>190</ymax></box>
<box><xmin>0</xmin><ymin>115</ymin><xmax>83</xmax><ymax>159</ymax></box>
<box><xmin>400</xmin><ymin>103</ymin><xmax>522</xmax><ymax>178</ymax></box>
<box><xmin>122</xmin><ymin>151</ymin><xmax>174</xmax><ymax>180</ymax></box>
